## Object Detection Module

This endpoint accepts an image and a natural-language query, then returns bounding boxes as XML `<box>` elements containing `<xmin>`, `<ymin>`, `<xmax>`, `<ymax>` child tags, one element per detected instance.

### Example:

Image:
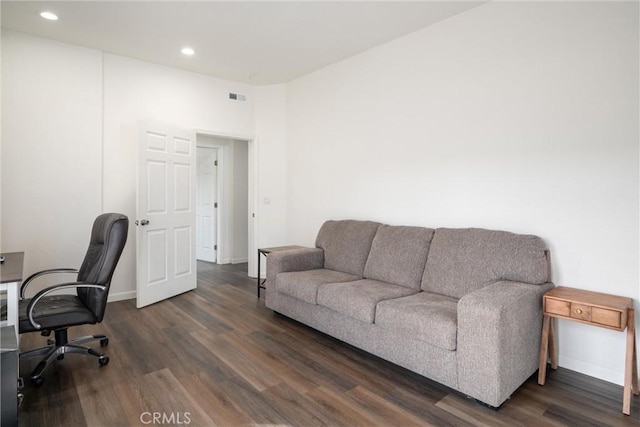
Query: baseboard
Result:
<box><xmin>108</xmin><ymin>290</ymin><xmax>135</xmax><ymax>302</ymax></box>
<box><xmin>232</xmin><ymin>257</ymin><xmax>248</xmax><ymax>264</ymax></box>
<box><xmin>558</xmin><ymin>355</ymin><xmax>624</xmax><ymax>386</ymax></box>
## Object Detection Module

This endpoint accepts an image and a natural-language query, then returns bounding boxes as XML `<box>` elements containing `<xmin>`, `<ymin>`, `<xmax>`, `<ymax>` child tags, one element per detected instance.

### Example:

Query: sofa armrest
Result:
<box><xmin>265</xmin><ymin>247</ymin><xmax>324</xmax><ymax>292</ymax></box>
<box><xmin>457</xmin><ymin>280</ymin><xmax>554</xmax><ymax>407</ymax></box>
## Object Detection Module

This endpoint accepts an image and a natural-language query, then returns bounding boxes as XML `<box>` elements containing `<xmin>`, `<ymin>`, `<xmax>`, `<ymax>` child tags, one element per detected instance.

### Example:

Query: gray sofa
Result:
<box><xmin>265</xmin><ymin>220</ymin><xmax>553</xmax><ymax>408</ymax></box>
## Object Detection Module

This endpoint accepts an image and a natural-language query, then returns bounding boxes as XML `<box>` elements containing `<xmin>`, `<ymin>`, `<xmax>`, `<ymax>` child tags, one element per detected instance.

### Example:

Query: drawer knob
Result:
<box><xmin>575</xmin><ymin>308</ymin><xmax>583</xmax><ymax>315</ymax></box>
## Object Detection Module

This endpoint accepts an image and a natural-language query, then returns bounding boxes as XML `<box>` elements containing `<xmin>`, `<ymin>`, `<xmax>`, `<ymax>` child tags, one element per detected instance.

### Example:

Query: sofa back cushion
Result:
<box><xmin>422</xmin><ymin>228</ymin><xmax>550</xmax><ymax>298</ymax></box>
<box><xmin>363</xmin><ymin>225</ymin><xmax>434</xmax><ymax>289</ymax></box>
<box><xmin>315</xmin><ymin>220</ymin><xmax>381</xmax><ymax>276</ymax></box>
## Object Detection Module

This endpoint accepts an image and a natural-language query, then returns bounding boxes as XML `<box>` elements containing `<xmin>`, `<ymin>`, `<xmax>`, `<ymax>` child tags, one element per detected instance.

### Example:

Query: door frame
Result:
<box><xmin>195</xmin><ymin>129</ymin><xmax>258</xmax><ymax>278</ymax></box>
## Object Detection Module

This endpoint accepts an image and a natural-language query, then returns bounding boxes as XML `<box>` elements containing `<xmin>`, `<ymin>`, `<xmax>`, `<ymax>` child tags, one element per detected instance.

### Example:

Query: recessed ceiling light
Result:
<box><xmin>181</xmin><ymin>47</ymin><xmax>195</xmax><ymax>56</ymax></box>
<box><xmin>39</xmin><ymin>11</ymin><xmax>59</xmax><ymax>21</ymax></box>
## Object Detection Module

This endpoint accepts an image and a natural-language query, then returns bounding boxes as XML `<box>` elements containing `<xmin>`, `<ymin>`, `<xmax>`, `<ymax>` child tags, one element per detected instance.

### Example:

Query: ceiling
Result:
<box><xmin>1</xmin><ymin>1</ymin><xmax>485</xmax><ymax>85</ymax></box>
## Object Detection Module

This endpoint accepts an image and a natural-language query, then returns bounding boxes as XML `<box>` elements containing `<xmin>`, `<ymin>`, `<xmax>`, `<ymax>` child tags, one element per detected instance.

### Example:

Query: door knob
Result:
<box><xmin>135</xmin><ymin>219</ymin><xmax>150</xmax><ymax>226</ymax></box>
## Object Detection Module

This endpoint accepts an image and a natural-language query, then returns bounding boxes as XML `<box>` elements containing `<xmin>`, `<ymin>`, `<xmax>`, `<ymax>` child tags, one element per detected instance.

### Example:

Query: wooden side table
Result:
<box><xmin>538</xmin><ymin>286</ymin><xmax>638</xmax><ymax>415</ymax></box>
<box><xmin>256</xmin><ymin>245</ymin><xmax>304</xmax><ymax>298</ymax></box>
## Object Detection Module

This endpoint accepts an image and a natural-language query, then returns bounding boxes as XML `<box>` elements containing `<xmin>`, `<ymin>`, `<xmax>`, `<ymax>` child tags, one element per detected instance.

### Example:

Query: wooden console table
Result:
<box><xmin>538</xmin><ymin>286</ymin><xmax>638</xmax><ymax>415</ymax></box>
<box><xmin>256</xmin><ymin>246</ymin><xmax>304</xmax><ymax>298</ymax></box>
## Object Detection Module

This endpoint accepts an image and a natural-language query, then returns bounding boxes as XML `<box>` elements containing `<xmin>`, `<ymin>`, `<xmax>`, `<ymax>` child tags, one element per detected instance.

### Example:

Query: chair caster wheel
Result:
<box><xmin>31</xmin><ymin>377</ymin><xmax>44</xmax><ymax>387</ymax></box>
<box><xmin>57</xmin><ymin>354</ymin><xmax>64</xmax><ymax>360</ymax></box>
<box><xmin>100</xmin><ymin>338</ymin><xmax>109</xmax><ymax>347</ymax></box>
<box><xmin>98</xmin><ymin>356</ymin><xmax>109</xmax><ymax>366</ymax></box>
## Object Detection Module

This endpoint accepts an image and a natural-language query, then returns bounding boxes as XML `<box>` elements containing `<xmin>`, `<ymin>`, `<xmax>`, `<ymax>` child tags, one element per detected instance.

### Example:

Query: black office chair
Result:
<box><xmin>18</xmin><ymin>213</ymin><xmax>128</xmax><ymax>386</ymax></box>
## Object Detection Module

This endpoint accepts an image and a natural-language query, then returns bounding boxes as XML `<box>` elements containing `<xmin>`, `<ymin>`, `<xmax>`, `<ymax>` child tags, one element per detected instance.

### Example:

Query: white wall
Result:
<box><xmin>103</xmin><ymin>54</ymin><xmax>256</xmax><ymax>299</ymax></box>
<box><xmin>1</xmin><ymin>31</ymin><xmax>264</xmax><ymax>300</ymax></box>
<box><xmin>1</xmin><ymin>31</ymin><xmax>103</xmax><ymax>291</ymax></box>
<box><xmin>232</xmin><ymin>140</ymin><xmax>248</xmax><ymax>263</ymax></box>
<box><xmin>254</xmin><ymin>85</ymin><xmax>289</xmax><ymax>278</ymax></box>
<box><xmin>286</xmin><ymin>2</ymin><xmax>639</xmax><ymax>385</ymax></box>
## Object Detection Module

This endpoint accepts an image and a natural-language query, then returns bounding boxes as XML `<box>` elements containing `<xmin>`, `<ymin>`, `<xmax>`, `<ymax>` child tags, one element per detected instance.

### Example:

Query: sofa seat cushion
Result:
<box><xmin>376</xmin><ymin>292</ymin><xmax>458</xmax><ymax>351</ymax></box>
<box><xmin>317</xmin><ymin>279</ymin><xmax>417</xmax><ymax>324</ymax></box>
<box><xmin>275</xmin><ymin>269</ymin><xmax>360</xmax><ymax>305</ymax></box>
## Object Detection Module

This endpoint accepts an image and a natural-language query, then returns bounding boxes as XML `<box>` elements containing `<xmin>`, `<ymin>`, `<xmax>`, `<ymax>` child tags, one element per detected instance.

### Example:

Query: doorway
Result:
<box><xmin>136</xmin><ymin>123</ymin><xmax>257</xmax><ymax>308</ymax></box>
<box><xmin>196</xmin><ymin>134</ymin><xmax>251</xmax><ymax>269</ymax></box>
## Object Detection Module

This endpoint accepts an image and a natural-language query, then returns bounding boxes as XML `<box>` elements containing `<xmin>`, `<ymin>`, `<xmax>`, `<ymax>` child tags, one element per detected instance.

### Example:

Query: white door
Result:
<box><xmin>196</xmin><ymin>147</ymin><xmax>217</xmax><ymax>262</ymax></box>
<box><xmin>136</xmin><ymin>122</ymin><xmax>197</xmax><ymax>308</ymax></box>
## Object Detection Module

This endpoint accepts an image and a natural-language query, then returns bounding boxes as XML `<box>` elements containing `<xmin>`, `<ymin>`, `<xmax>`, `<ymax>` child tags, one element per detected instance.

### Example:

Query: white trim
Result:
<box><xmin>232</xmin><ymin>257</ymin><xmax>249</xmax><ymax>264</ymax></box>
<box><xmin>100</xmin><ymin>51</ymin><xmax>105</xmax><ymax>213</ymax></box>
<box><xmin>108</xmin><ymin>290</ymin><xmax>136</xmax><ymax>302</ymax></box>
<box><xmin>216</xmin><ymin>146</ymin><xmax>226</xmax><ymax>264</ymax></box>
<box><xmin>558</xmin><ymin>355</ymin><xmax>624</xmax><ymax>386</ymax></box>
<box><xmin>248</xmin><ymin>138</ymin><xmax>259</xmax><ymax>279</ymax></box>
<box><xmin>194</xmin><ymin>129</ymin><xmax>254</xmax><ymax>142</ymax></box>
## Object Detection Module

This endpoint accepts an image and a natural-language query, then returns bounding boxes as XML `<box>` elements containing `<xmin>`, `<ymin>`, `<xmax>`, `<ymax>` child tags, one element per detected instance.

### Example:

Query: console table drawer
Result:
<box><xmin>570</xmin><ymin>303</ymin><xmax>591</xmax><ymax>321</ymax></box>
<box><xmin>592</xmin><ymin>307</ymin><xmax>623</xmax><ymax>329</ymax></box>
<box><xmin>548</xmin><ymin>300</ymin><xmax>623</xmax><ymax>329</ymax></box>
<box><xmin>545</xmin><ymin>292</ymin><xmax>626</xmax><ymax>331</ymax></box>
<box><xmin>546</xmin><ymin>298</ymin><xmax>570</xmax><ymax>316</ymax></box>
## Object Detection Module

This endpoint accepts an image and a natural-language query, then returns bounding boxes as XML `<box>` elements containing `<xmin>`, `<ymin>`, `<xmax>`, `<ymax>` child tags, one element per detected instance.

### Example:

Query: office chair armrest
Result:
<box><xmin>20</xmin><ymin>268</ymin><xmax>79</xmax><ymax>299</ymax></box>
<box><xmin>25</xmin><ymin>282</ymin><xmax>106</xmax><ymax>330</ymax></box>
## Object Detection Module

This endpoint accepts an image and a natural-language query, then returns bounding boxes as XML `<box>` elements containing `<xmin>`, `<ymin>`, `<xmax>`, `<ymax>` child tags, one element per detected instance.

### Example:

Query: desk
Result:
<box><xmin>1</xmin><ymin>252</ymin><xmax>24</xmax><ymax>338</ymax></box>
<box><xmin>257</xmin><ymin>246</ymin><xmax>304</xmax><ymax>298</ymax></box>
<box><xmin>538</xmin><ymin>286</ymin><xmax>638</xmax><ymax>415</ymax></box>
<box><xmin>0</xmin><ymin>252</ymin><xmax>23</xmax><ymax>427</ymax></box>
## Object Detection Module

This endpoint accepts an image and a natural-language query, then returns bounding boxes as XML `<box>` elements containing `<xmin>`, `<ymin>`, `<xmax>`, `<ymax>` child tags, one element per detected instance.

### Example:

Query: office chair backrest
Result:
<box><xmin>77</xmin><ymin>213</ymin><xmax>129</xmax><ymax>322</ymax></box>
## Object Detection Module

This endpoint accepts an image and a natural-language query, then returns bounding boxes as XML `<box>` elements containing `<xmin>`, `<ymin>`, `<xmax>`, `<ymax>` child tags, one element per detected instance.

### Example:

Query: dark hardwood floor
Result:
<box><xmin>17</xmin><ymin>262</ymin><xmax>640</xmax><ymax>426</ymax></box>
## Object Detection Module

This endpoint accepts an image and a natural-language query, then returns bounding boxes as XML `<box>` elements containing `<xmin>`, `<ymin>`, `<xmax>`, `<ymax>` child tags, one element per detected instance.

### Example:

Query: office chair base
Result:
<box><xmin>20</xmin><ymin>329</ymin><xmax>110</xmax><ymax>386</ymax></box>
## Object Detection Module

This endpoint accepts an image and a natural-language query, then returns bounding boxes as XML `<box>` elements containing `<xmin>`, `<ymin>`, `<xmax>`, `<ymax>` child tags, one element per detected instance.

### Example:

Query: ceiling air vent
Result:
<box><xmin>229</xmin><ymin>93</ymin><xmax>246</xmax><ymax>102</ymax></box>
